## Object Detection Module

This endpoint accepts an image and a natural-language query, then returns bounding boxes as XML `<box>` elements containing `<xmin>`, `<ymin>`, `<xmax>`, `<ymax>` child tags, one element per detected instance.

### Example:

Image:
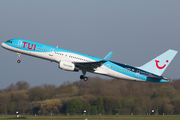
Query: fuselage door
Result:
<box><xmin>135</xmin><ymin>70</ymin><xmax>139</xmax><ymax>78</ymax></box>
<box><xmin>49</xmin><ymin>48</ymin><xmax>54</xmax><ymax>56</ymax></box>
<box><xmin>17</xmin><ymin>40</ymin><xmax>22</xmax><ymax>48</ymax></box>
<box><xmin>106</xmin><ymin>64</ymin><xmax>110</xmax><ymax>70</ymax></box>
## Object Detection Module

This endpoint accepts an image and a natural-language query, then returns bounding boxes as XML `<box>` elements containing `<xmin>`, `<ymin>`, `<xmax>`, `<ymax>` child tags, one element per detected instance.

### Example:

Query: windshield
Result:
<box><xmin>6</xmin><ymin>40</ymin><xmax>12</xmax><ymax>43</ymax></box>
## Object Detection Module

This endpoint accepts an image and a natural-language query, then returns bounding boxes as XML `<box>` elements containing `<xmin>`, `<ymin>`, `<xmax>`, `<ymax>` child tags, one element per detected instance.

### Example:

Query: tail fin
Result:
<box><xmin>138</xmin><ymin>49</ymin><xmax>178</xmax><ymax>76</ymax></box>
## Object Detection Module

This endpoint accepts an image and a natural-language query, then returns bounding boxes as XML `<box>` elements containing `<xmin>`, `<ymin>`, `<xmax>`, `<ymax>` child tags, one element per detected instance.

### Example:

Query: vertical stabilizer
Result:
<box><xmin>138</xmin><ymin>49</ymin><xmax>178</xmax><ymax>76</ymax></box>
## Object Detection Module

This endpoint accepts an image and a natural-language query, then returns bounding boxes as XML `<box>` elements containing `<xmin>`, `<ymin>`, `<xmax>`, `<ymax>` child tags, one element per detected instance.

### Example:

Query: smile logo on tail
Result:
<box><xmin>155</xmin><ymin>60</ymin><xmax>169</xmax><ymax>69</ymax></box>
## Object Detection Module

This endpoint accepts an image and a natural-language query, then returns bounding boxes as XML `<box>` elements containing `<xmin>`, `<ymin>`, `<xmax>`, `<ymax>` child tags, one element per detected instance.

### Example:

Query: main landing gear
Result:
<box><xmin>17</xmin><ymin>53</ymin><xmax>21</xmax><ymax>63</ymax></box>
<box><xmin>80</xmin><ymin>75</ymin><xmax>88</xmax><ymax>81</ymax></box>
<box><xmin>80</xmin><ymin>70</ymin><xmax>88</xmax><ymax>81</ymax></box>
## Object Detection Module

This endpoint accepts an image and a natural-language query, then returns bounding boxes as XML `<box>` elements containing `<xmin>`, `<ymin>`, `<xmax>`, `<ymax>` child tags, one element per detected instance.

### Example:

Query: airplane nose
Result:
<box><xmin>1</xmin><ymin>43</ymin><xmax>5</xmax><ymax>48</ymax></box>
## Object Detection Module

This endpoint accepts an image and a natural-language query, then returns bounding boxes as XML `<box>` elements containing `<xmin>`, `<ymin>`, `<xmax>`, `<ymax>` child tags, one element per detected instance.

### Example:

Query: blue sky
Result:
<box><xmin>0</xmin><ymin>0</ymin><xmax>180</xmax><ymax>88</ymax></box>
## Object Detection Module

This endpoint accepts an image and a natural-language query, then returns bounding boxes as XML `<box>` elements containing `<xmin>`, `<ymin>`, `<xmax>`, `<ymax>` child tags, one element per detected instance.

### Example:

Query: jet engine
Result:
<box><xmin>59</xmin><ymin>61</ymin><xmax>79</xmax><ymax>72</ymax></box>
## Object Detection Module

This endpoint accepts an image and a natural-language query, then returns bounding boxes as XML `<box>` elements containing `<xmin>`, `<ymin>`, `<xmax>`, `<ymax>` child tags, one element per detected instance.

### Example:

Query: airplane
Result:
<box><xmin>1</xmin><ymin>38</ymin><xmax>178</xmax><ymax>83</ymax></box>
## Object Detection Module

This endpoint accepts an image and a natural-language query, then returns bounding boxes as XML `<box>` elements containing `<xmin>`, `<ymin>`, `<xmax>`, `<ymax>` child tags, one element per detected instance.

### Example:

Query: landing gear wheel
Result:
<box><xmin>17</xmin><ymin>60</ymin><xmax>21</xmax><ymax>63</ymax></box>
<box><xmin>80</xmin><ymin>75</ymin><xmax>88</xmax><ymax>81</ymax></box>
<box><xmin>80</xmin><ymin>75</ymin><xmax>84</xmax><ymax>79</ymax></box>
<box><xmin>84</xmin><ymin>77</ymin><xmax>88</xmax><ymax>81</ymax></box>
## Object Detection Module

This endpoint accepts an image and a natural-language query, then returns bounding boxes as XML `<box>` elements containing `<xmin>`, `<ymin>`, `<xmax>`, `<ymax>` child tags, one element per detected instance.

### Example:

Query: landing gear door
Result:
<box><xmin>49</xmin><ymin>48</ymin><xmax>54</xmax><ymax>56</ymax></box>
<box><xmin>17</xmin><ymin>40</ymin><xmax>22</xmax><ymax>48</ymax></box>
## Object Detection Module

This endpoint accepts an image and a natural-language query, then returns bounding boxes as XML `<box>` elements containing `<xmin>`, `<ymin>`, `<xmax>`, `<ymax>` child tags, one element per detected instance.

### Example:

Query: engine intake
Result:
<box><xmin>59</xmin><ymin>61</ymin><xmax>79</xmax><ymax>72</ymax></box>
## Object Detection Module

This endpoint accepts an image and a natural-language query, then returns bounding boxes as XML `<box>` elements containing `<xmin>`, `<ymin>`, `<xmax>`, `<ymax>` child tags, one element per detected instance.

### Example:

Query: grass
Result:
<box><xmin>0</xmin><ymin>115</ymin><xmax>180</xmax><ymax>120</ymax></box>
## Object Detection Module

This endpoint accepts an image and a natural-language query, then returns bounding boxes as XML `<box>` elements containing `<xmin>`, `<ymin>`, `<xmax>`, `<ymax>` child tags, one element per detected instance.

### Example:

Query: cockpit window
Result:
<box><xmin>6</xmin><ymin>40</ymin><xmax>12</xmax><ymax>43</ymax></box>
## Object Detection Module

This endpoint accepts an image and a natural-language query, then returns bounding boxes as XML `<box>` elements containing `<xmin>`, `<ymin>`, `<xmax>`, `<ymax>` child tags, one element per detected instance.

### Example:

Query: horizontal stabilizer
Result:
<box><xmin>147</xmin><ymin>76</ymin><xmax>167</xmax><ymax>80</ymax></box>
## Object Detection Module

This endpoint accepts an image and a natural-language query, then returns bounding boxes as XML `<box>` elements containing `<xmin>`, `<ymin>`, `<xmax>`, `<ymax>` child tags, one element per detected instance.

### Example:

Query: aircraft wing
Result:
<box><xmin>74</xmin><ymin>60</ymin><xmax>107</xmax><ymax>71</ymax></box>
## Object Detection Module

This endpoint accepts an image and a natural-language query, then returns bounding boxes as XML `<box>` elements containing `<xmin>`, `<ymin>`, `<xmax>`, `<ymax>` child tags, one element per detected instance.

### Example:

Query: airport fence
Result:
<box><xmin>1</xmin><ymin>109</ymin><xmax>172</xmax><ymax>116</ymax></box>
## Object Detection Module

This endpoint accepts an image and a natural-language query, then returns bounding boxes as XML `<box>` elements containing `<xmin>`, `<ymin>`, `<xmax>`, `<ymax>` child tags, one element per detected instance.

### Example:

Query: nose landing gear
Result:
<box><xmin>17</xmin><ymin>60</ymin><xmax>21</xmax><ymax>63</ymax></box>
<box><xmin>17</xmin><ymin>53</ymin><xmax>21</xmax><ymax>63</ymax></box>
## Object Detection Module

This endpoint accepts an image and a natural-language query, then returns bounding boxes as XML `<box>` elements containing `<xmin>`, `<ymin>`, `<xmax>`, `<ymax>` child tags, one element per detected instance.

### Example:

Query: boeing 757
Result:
<box><xmin>1</xmin><ymin>39</ymin><xmax>178</xmax><ymax>82</ymax></box>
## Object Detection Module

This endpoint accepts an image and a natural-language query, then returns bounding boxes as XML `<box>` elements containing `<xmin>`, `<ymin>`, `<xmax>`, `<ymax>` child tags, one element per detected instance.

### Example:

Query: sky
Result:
<box><xmin>0</xmin><ymin>0</ymin><xmax>180</xmax><ymax>89</ymax></box>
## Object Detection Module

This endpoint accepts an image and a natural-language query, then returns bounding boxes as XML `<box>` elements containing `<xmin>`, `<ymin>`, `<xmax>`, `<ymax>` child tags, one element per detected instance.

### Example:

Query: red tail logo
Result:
<box><xmin>155</xmin><ymin>60</ymin><xmax>168</xmax><ymax>69</ymax></box>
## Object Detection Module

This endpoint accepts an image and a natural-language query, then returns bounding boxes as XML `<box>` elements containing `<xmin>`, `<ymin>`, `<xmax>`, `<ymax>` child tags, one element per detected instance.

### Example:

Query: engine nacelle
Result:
<box><xmin>59</xmin><ymin>61</ymin><xmax>79</xmax><ymax>72</ymax></box>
